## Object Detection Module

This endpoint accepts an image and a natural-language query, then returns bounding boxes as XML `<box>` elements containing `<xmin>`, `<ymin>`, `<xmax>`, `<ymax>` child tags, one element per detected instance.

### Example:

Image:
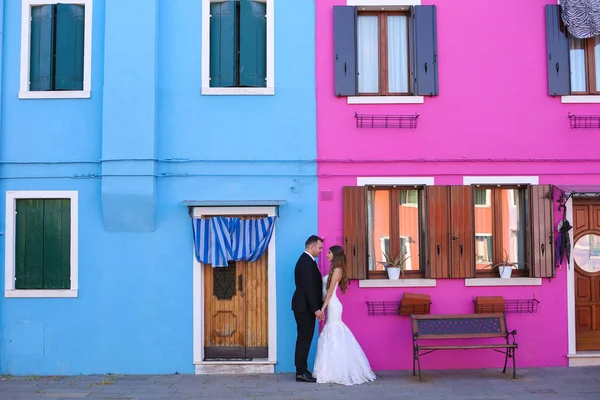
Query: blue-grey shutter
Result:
<box><xmin>333</xmin><ymin>6</ymin><xmax>357</xmax><ymax>96</ymax></box>
<box><xmin>210</xmin><ymin>1</ymin><xmax>238</xmax><ymax>87</ymax></box>
<box><xmin>411</xmin><ymin>5</ymin><xmax>438</xmax><ymax>96</ymax></box>
<box><xmin>545</xmin><ymin>5</ymin><xmax>571</xmax><ymax>96</ymax></box>
<box><xmin>55</xmin><ymin>4</ymin><xmax>85</xmax><ymax>90</ymax></box>
<box><xmin>239</xmin><ymin>0</ymin><xmax>266</xmax><ymax>87</ymax></box>
<box><xmin>30</xmin><ymin>5</ymin><xmax>55</xmax><ymax>91</ymax></box>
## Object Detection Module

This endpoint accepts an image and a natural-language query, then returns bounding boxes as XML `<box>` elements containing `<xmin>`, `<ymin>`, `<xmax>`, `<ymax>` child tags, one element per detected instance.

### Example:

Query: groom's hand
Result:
<box><xmin>315</xmin><ymin>310</ymin><xmax>324</xmax><ymax>321</ymax></box>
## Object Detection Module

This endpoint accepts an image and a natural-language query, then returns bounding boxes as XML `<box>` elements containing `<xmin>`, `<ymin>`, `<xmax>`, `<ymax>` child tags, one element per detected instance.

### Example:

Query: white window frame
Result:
<box><xmin>346</xmin><ymin>0</ymin><xmax>423</xmax><ymax>104</ymax></box>
<box><xmin>4</xmin><ymin>191</ymin><xmax>79</xmax><ymax>298</ymax></box>
<box><xmin>201</xmin><ymin>0</ymin><xmax>275</xmax><ymax>95</ymax></box>
<box><xmin>19</xmin><ymin>0</ymin><xmax>93</xmax><ymax>99</ymax></box>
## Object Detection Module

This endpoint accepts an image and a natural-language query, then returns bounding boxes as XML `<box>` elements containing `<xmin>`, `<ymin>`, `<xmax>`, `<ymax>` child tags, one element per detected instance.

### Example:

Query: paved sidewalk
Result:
<box><xmin>1</xmin><ymin>367</ymin><xmax>599</xmax><ymax>400</ymax></box>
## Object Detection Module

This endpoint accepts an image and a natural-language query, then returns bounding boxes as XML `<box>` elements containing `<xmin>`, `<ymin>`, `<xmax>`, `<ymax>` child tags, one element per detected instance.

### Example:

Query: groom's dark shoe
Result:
<box><xmin>295</xmin><ymin>372</ymin><xmax>316</xmax><ymax>383</ymax></box>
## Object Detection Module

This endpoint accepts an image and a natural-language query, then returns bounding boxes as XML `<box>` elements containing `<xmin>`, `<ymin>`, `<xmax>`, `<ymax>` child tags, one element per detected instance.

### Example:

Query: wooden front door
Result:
<box><xmin>203</xmin><ymin>253</ymin><xmax>268</xmax><ymax>359</ymax></box>
<box><xmin>573</xmin><ymin>199</ymin><xmax>600</xmax><ymax>351</ymax></box>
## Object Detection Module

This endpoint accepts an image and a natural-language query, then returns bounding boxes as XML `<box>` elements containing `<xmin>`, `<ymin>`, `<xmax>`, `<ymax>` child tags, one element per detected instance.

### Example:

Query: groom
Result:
<box><xmin>291</xmin><ymin>235</ymin><xmax>324</xmax><ymax>383</ymax></box>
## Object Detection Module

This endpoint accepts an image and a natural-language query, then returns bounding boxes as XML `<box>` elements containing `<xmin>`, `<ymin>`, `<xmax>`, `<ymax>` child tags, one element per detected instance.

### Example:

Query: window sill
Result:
<box><xmin>19</xmin><ymin>91</ymin><xmax>91</xmax><ymax>99</ymax></box>
<box><xmin>358</xmin><ymin>278</ymin><xmax>436</xmax><ymax>288</ymax></box>
<box><xmin>5</xmin><ymin>289</ymin><xmax>78</xmax><ymax>298</ymax></box>
<box><xmin>561</xmin><ymin>95</ymin><xmax>600</xmax><ymax>104</ymax></box>
<box><xmin>464</xmin><ymin>278</ymin><xmax>542</xmax><ymax>287</ymax></box>
<box><xmin>202</xmin><ymin>87</ymin><xmax>275</xmax><ymax>96</ymax></box>
<box><xmin>347</xmin><ymin>96</ymin><xmax>424</xmax><ymax>105</ymax></box>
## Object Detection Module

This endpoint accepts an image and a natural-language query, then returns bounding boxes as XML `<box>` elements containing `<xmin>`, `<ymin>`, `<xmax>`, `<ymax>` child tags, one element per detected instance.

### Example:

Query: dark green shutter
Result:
<box><xmin>545</xmin><ymin>5</ymin><xmax>571</xmax><ymax>96</ymax></box>
<box><xmin>239</xmin><ymin>0</ymin><xmax>266</xmax><ymax>87</ymax></box>
<box><xmin>29</xmin><ymin>5</ymin><xmax>55</xmax><ymax>91</ymax></box>
<box><xmin>15</xmin><ymin>200</ymin><xmax>44</xmax><ymax>289</ymax></box>
<box><xmin>43</xmin><ymin>199</ymin><xmax>71</xmax><ymax>289</ymax></box>
<box><xmin>333</xmin><ymin>6</ymin><xmax>357</xmax><ymax>96</ymax></box>
<box><xmin>210</xmin><ymin>1</ymin><xmax>237</xmax><ymax>87</ymax></box>
<box><xmin>55</xmin><ymin>4</ymin><xmax>85</xmax><ymax>90</ymax></box>
<box><xmin>411</xmin><ymin>5</ymin><xmax>438</xmax><ymax>96</ymax></box>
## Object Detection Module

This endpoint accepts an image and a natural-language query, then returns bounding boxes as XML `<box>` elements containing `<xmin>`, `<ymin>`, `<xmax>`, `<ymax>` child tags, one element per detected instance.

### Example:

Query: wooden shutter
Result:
<box><xmin>343</xmin><ymin>186</ymin><xmax>367</xmax><ymax>280</ymax></box>
<box><xmin>545</xmin><ymin>5</ymin><xmax>571</xmax><ymax>96</ymax></box>
<box><xmin>411</xmin><ymin>5</ymin><xmax>439</xmax><ymax>96</ymax></box>
<box><xmin>333</xmin><ymin>6</ymin><xmax>357</xmax><ymax>96</ymax></box>
<box><xmin>239</xmin><ymin>0</ymin><xmax>266</xmax><ymax>87</ymax></box>
<box><xmin>530</xmin><ymin>185</ymin><xmax>555</xmax><ymax>278</ymax></box>
<box><xmin>43</xmin><ymin>199</ymin><xmax>71</xmax><ymax>289</ymax></box>
<box><xmin>210</xmin><ymin>1</ymin><xmax>237</xmax><ymax>87</ymax></box>
<box><xmin>55</xmin><ymin>4</ymin><xmax>85</xmax><ymax>90</ymax></box>
<box><xmin>426</xmin><ymin>186</ymin><xmax>450</xmax><ymax>278</ymax></box>
<box><xmin>449</xmin><ymin>186</ymin><xmax>475</xmax><ymax>278</ymax></box>
<box><xmin>15</xmin><ymin>200</ymin><xmax>44</xmax><ymax>289</ymax></box>
<box><xmin>30</xmin><ymin>5</ymin><xmax>55</xmax><ymax>91</ymax></box>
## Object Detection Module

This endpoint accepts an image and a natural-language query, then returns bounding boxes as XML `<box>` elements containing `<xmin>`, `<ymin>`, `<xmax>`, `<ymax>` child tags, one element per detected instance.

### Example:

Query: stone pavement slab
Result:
<box><xmin>0</xmin><ymin>367</ymin><xmax>599</xmax><ymax>400</ymax></box>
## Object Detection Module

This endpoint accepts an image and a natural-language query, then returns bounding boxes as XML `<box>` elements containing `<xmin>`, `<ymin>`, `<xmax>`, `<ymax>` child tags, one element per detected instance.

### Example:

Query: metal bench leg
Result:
<box><xmin>416</xmin><ymin>351</ymin><xmax>422</xmax><ymax>381</ymax></box>
<box><xmin>412</xmin><ymin>347</ymin><xmax>416</xmax><ymax>376</ymax></box>
<box><xmin>502</xmin><ymin>348</ymin><xmax>509</xmax><ymax>374</ymax></box>
<box><xmin>512</xmin><ymin>348</ymin><xmax>517</xmax><ymax>379</ymax></box>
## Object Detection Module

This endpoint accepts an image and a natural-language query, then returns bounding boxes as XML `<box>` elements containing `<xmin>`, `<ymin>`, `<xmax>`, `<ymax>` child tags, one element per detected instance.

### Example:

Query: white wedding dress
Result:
<box><xmin>313</xmin><ymin>276</ymin><xmax>376</xmax><ymax>385</ymax></box>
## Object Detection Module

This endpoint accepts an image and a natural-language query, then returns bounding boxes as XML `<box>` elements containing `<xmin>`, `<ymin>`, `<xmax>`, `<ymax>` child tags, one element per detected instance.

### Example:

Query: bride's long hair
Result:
<box><xmin>326</xmin><ymin>245</ymin><xmax>349</xmax><ymax>294</ymax></box>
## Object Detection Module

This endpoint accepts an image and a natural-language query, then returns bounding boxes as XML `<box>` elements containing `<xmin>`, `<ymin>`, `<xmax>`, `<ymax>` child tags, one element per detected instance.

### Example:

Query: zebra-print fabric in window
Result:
<box><xmin>561</xmin><ymin>0</ymin><xmax>600</xmax><ymax>39</ymax></box>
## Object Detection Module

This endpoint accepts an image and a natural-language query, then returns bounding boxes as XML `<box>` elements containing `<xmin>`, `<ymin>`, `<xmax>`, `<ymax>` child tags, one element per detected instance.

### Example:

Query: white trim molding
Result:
<box><xmin>347</xmin><ymin>0</ymin><xmax>421</xmax><ymax>6</ymax></box>
<box><xmin>357</xmin><ymin>176</ymin><xmax>435</xmax><ymax>186</ymax></box>
<box><xmin>464</xmin><ymin>278</ymin><xmax>542</xmax><ymax>287</ymax></box>
<box><xmin>463</xmin><ymin>176</ymin><xmax>539</xmax><ymax>185</ymax></box>
<box><xmin>561</xmin><ymin>96</ymin><xmax>600</xmax><ymax>104</ymax></box>
<box><xmin>192</xmin><ymin>206</ymin><xmax>277</xmax><ymax>373</ymax></box>
<box><xmin>359</xmin><ymin>278</ymin><xmax>435</xmax><ymax>288</ymax></box>
<box><xmin>19</xmin><ymin>0</ymin><xmax>93</xmax><ymax>99</ymax></box>
<box><xmin>201</xmin><ymin>0</ymin><xmax>274</xmax><ymax>96</ymax></box>
<box><xmin>348</xmin><ymin>96</ymin><xmax>424</xmax><ymax>104</ymax></box>
<box><xmin>4</xmin><ymin>190</ymin><xmax>79</xmax><ymax>298</ymax></box>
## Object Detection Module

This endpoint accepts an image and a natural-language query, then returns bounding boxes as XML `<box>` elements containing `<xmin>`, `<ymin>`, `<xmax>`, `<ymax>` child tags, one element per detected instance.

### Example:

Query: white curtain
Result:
<box><xmin>388</xmin><ymin>15</ymin><xmax>408</xmax><ymax>93</ymax></box>
<box><xmin>357</xmin><ymin>15</ymin><xmax>378</xmax><ymax>93</ymax></box>
<box><xmin>570</xmin><ymin>36</ymin><xmax>587</xmax><ymax>91</ymax></box>
<box><xmin>594</xmin><ymin>35</ymin><xmax>600</xmax><ymax>92</ymax></box>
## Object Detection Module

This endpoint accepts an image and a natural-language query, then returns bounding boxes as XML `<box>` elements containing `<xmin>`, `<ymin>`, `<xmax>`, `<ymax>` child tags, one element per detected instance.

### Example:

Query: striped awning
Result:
<box><xmin>561</xmin><ymin>0</ymin><xmax>600</xmax><ymax>38</ymax></box>
<box><xmin>192</xmin><ymin>216</ymin><xmax>276</xmax><ymax>267</ymax></box>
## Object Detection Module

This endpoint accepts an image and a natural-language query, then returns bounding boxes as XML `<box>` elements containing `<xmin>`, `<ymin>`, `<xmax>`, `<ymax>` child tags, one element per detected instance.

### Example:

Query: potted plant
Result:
<box><xmin>378</xmin><ymin>249</ymin><xmax>411</xmax><ymax>280</ymax></box>
<box><xmin>491</xmin><ymin>250</ymin><xmax>518</xmax><ymax>279</ymax></box>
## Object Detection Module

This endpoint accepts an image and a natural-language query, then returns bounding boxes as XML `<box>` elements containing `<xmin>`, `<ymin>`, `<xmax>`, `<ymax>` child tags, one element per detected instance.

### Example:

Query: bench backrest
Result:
<box><xmin>411</xmin><ymin>313</ymin><xmax>508</xmax><ymax>340</ymax></box>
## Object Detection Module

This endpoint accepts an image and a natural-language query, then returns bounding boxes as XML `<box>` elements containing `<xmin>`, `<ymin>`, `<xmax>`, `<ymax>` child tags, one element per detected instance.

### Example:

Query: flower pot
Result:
<box><xmin>498</xmin><ymin>265</ymin><xmax>513</xmax><ymax>279</ymax></box>
<box><xmin>387</xmin><ymin>267</ymin><xmax>401</xmax><ymax>280</ymax></box>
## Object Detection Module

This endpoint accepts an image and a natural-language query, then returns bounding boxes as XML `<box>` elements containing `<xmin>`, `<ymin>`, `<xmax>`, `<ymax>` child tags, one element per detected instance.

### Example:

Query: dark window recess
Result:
<box><xmin>213</xmin><ymin>262</ymin><xmax>236</xmax><ymax>300</ymax></box>
<box><xmin>355</xmin><ymin>112</ymin><xmax>419</xmax><ymax>129</ymax></box>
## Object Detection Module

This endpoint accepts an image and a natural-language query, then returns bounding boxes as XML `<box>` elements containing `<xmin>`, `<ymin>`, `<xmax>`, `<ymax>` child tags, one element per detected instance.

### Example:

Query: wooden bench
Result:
<box><xmin>411</xmin><ymin>313</ymin><xmax>517</xmax><ymax>381</ymax></box>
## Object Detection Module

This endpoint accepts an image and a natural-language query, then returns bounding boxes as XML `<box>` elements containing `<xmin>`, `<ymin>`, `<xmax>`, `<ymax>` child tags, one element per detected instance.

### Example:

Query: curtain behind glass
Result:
<box><xmin>387</xmin><ymin>15</ymin><xmax>408</xmax><ymax>93</ymax></box>
<box><xmin>595</xmin><ymin>35</ymin><xmax>600</xmax><ymax>91</ymax></box>
<box><xmin>357</xmin><ymin>15</ymin><xmax>379</xmax><ymax>93</ymax></box>
<box><xmin>570</xmin><ymin>37</ymin><xmax>587</xmax><ymax>91</ymax></box>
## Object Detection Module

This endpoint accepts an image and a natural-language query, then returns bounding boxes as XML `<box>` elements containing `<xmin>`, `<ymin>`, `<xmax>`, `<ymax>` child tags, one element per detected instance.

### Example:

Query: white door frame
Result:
<box><xmin>192</xmin><ymin>206</ymin><xmax>277</xmax><ymax>373</ymax></box>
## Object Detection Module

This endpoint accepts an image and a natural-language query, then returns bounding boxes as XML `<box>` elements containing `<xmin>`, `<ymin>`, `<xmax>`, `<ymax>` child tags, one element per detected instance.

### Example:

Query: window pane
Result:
<box><xmin>500</xmin><ymin>189</ymin><xmax>525</xmax><ymax>269</ymax></box>
<box><xmin>368</xmin><ymin>190</ymin><xmax>390</xmax><ymax>271</ymax></box>
<box><xmin>475</xmin><ymin>189</ymin><xmax>493</xmax><ymax>270</ymax></box>
<box><xmin>570</xmin><ymin>36</ymin><xmax>587</xmax><ymax>92</ymax></box>
<box><xmin>387</xmin><ymin>15</ymin><xmax>408</xmax><ymax>93</ymax></box>
<box><xmin>357</xmin><ymin>15</ymin><xmax>379</xmax><ymax>93</ymax></box>
<box><xmin>595</xmin><ymin>35</ymin><xmax>600</xmax><ymax>92</ymax></box>
<box><xmin>398</xmin><ymin>189</ymin><xmax>419</xmax><ymax>271</ymax></box>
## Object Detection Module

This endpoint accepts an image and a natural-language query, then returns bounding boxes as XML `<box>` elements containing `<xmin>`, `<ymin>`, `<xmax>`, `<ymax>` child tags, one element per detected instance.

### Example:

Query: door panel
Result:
<box><xmin>242</xmin><ymin>254</ymin><xmax>269</xmax><ymax>358</ymax></box>
<box><xmin>573</xmin><ymin>201</ymin><xmax>600</xmax><ymax>351</ymax></box>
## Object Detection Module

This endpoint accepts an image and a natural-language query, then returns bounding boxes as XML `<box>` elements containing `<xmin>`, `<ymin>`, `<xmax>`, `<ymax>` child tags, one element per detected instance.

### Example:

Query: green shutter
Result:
<box><xmin>29</xmin><ymin>5</ymin><xmax>55</xmax><ymax>91</ymax></box>
<box><xmin>43</xmin><ymin>199</ymin><xmax>71</xmax><ymax>289</ymax></box>
<box><xmin>55</xmin><ymin>4</ymin><xmax>85</xmax><ymax>90</ymax></box>
<box><xmin>239</xmin><ymin>0</ymin><xmax>266</xmax><ymax>87</ymax></box>
<box><xmin>15</xmin><ymin>200</ymin><xmax>44</xmax><ymax>289</ymax></box>
<box><xmin>210</xmin><ymin>1</ymin><xmax>237</xmax><ymax>87</ymax></box>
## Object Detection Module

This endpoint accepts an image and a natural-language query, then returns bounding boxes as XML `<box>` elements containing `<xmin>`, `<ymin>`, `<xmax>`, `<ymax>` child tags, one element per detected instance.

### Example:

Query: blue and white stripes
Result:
<box><xmin>561</xmin><ymin>0</ymin><xmax>600</xmax><ymax>38</ymax></box>
<box><xmin>192</xmin><ymin>216</ymin><xmax>277</xmax><ymax>267</ymax></box>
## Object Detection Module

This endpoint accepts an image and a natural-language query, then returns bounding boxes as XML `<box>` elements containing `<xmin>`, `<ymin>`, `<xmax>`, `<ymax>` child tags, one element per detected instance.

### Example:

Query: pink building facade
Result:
<box><xmin>316</xmin><ymin>0</ymin><xmax>600</xmax><ymax>372</ymax></box>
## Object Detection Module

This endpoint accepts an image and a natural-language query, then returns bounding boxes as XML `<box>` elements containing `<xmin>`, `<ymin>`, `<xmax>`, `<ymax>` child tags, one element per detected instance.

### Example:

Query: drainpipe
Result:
<box><xmin>0</xmin><ymin>0</ymin><xmax>5</xmax><ymax>375</ymax></box>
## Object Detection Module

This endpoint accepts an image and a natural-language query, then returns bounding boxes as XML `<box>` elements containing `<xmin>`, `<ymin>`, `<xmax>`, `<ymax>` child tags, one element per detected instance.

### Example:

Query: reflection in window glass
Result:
<box><xmin>398</xmin><ymin>189</ymin><xmax>419</xmax><ymax>270</ymax></box>
<box><xmin>574</xmin><ymin>234</ymin><xmax>600</xmax><ymax>273</ymax></box>
<box><xmin>475</xmin><ymin>189</ymin><xmax>493</xmax><ymax>269</ymax></box>
<box><xmin>368</xmin><ymin>190</ymin><xmax>389</xmax><ymax>271</ymax></box>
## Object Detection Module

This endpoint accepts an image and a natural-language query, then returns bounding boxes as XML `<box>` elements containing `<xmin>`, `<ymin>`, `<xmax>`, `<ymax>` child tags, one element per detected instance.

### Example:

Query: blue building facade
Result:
<box><xmin>0</xmin><ymin>0</ymin><xmax>317</xmax><ymax>375</ymax></box>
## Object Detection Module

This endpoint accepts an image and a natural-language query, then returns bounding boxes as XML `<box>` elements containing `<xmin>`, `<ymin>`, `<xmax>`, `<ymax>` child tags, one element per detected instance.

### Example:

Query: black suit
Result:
<box><xmin>291</xmin><ymin>252</ymin><xmax>323</xmax><ymax>375</ymax></box>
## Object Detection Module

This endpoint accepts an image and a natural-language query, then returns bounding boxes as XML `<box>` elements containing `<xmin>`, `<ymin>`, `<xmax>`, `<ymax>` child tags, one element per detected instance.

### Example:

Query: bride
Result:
<box><xmin>313</xmin><ymin>245</ymin><xmax>376</xmax><ymax>385</ymax></box>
